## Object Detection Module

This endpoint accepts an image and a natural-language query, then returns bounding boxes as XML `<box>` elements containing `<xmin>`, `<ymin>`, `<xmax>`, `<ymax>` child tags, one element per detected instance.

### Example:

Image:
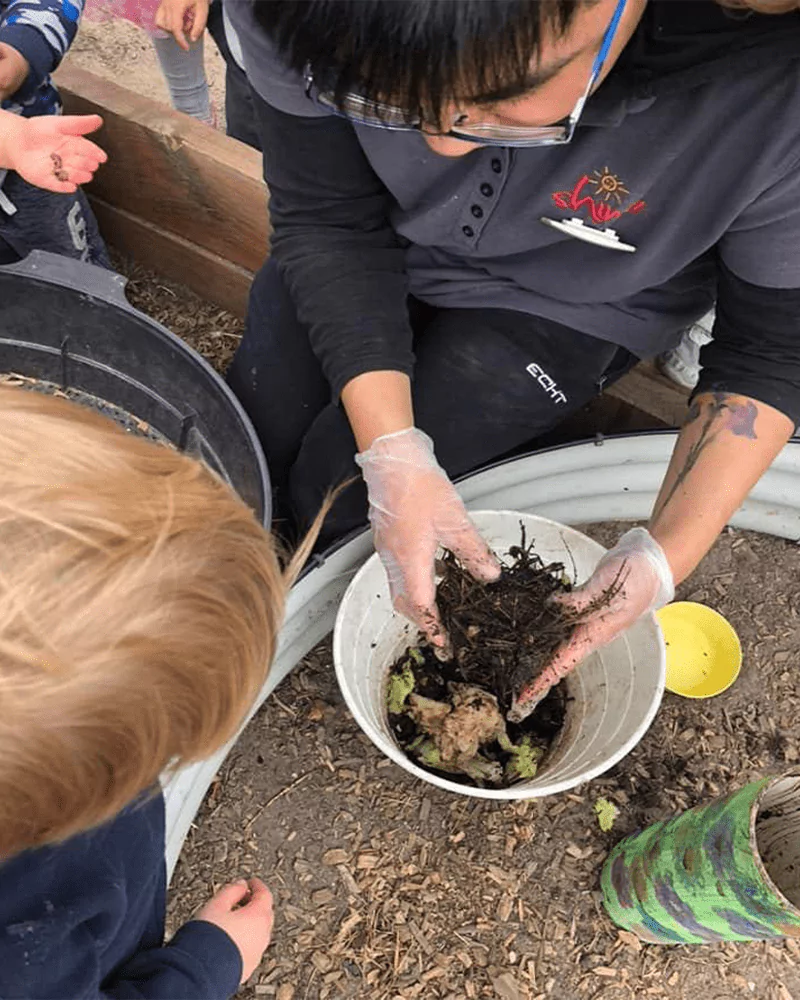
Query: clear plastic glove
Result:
<box><xmin>509</xmin><ymin>528</ymin><xmax>674</xmax><ymax>722</ymax></box>
<box><xmin>356</xmin><ymin>427</ymin><xmax>501</xmax><ymax>649</ymax></box>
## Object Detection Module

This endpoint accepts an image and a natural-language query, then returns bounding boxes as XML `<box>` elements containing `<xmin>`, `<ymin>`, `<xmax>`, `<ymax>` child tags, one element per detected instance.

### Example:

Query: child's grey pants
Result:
<box><xmin>151</xmin><ymin>34</ymin><xmax>213</xmax><ymax>125</ymax></box>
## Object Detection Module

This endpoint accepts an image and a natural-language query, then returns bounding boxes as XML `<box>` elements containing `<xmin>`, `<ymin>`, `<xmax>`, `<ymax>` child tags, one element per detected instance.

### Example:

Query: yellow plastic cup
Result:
<box><xmin>656</xmin><ymin>601</ymin><xmax>742</xmax><ymax>699</ymax></box>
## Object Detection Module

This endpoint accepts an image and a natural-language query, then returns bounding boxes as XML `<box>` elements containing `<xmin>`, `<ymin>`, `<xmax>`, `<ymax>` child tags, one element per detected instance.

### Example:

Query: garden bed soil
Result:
<box><xmin>168</xmin><ymin>523</ymin><xmax>800</xmax><ymax>1000</ymax></box>
<box><xmin>0</xmin><ymin>371</ymin><xmax>170</xmax><ymax>443</ymax></box>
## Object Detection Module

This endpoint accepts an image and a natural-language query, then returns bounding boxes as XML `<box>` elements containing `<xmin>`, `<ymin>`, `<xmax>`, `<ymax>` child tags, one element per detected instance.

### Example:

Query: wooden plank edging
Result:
<box><xmin>57</xmin><ymin>63</ymin><xmax>269</xmax><ymax>278</ymax></box>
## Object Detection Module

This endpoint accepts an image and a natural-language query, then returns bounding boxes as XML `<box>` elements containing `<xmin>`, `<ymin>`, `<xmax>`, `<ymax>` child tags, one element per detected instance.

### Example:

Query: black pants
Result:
<box><xmin>206</xmin><ymin>0</ymin><xmax>262</xmax><ymax>151</ymax></box>
<box><xmin>227</xmin><ymin>260</ymin><xmax>635</xmax><ymax>545</ymax></box>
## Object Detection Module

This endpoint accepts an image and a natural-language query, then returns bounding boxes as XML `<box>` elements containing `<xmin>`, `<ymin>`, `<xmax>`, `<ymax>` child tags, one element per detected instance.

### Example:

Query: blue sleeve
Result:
<box><xmin>1</xmin><ymin>876</ymin><xmax>242</xmax><ymax>1000</ymax></box>
<box><xmin>104</xmin><ymin>922</ymin><xmax>243</xmax><ymax>1000</ymax></box>
<box><xmin>0</xmin><ymin>797</ymin><xmax>242</xmax><ymax>1000</ymax></box>
<box><xmin>0</xmin><ymin>0</ymin><xmax>83</xmax><ymax>100</ymax></box>
<box><xmin>1</xmin><ymin>917</ymin><xmax>242</xmax><ymax>1000</ymax></box>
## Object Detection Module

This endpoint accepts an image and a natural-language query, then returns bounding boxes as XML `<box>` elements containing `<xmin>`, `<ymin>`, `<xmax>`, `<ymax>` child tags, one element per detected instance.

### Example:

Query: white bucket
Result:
<box><xmin>333</xmin><ymin>511</ymin><xmax>665</xmax><ymax>800</ymax></box>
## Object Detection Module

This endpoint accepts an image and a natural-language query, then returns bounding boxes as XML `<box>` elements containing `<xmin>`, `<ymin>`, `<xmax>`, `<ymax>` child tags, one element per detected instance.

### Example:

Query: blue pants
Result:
<box><xmin>0</xmin><ymin>171</ymin><xmax>110</xmax><ymax>268</ymax></box>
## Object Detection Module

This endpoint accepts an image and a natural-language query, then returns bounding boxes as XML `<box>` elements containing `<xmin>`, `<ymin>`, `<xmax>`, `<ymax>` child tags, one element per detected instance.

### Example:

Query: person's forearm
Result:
<box><xmin>341</xmin><ymin>370</ymin><xmax>414</xmax><ymax>451</ymax></box>
<box><xmin>0</xmin><ymin>108</ymin><xmax>19</xmax><ymax>168</ymax></box>
<box><xmin>649</xmin><ymin>391</ymin><xmax>793</xmax><ymax>584</ymax></box>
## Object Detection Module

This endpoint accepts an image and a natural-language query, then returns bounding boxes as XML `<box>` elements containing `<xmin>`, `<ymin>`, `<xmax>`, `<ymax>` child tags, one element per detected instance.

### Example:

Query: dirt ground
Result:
<box><xmin>66</xmin><ymin>18</ymin><xmax>227</xmax><ymax>124</ymax></box>
<box><xmin>80</xmin><ymin>22</ymin><xmax>800</xmax><ymax>1000</ymax></box>
<box><xmin>158</xmin><ymin>520</ymin><xmax>800</xmax><ymax>1000</ymax></box>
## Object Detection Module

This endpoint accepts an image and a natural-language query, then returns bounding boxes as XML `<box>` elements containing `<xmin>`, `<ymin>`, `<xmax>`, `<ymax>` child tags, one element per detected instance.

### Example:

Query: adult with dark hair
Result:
<box><xmin>224</xmin><ymin>0</ymin><xmax>800</xmax><ymax>713</ymax></box>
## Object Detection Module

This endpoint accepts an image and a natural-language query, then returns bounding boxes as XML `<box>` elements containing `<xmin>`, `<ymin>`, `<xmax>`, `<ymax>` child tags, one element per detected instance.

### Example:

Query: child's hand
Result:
<box><xmin>154</xmin><ymin>0</ymin><xmax>209</xmax><ymax>51</ymax></box>
<box><xmin>5</xmin><ymin>114</ymin><xmax>107</xmax><ymax>193</ymax></box>
<box><xmin>196</xmin><ymin>878</ymin><xmax>274</xmax><ymax>984</ymax></box>
<box><xmin>0</xmin><ymin>42</ymin><xmax>29</xmax><ymax>101</ymax></box>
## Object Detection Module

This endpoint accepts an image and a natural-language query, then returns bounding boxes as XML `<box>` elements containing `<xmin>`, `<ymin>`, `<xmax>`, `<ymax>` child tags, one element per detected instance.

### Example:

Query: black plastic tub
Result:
<box><xmin>0</xmin><ymin>252</ymin><xmax>269</xmax><ymax>524</ymax></box>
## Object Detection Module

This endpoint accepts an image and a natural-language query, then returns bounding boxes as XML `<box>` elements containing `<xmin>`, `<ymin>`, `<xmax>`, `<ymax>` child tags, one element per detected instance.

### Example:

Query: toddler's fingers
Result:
<box><xmin>64</xmin><ymin>171</ymin><xmax>93</xmax><ymax>187</ymax></box>
<box><xmin>211</xmin><ymin>879</ymin><xmax>250</xmax><ymax>911</ymax></box>
<box><xmin>156</xmin><ymin>7</ymin><xmax>190</xmax><ymax>49</ymax></box>
<box><xmin>245</xmin><ymin>877</ymin><xmax>274</xmax><ymax>915</ymax></box>
<box><xmin>57</xmin><ymin>114</ymin><xmax>104</xmax><ymax>138</ymax></box>
<box><xmin>189</xmin><ymin>3</ymin><xmax>208</xmax><ymax>40</ymax></box>
<box><xmin>167</xmin><ymin>21</ymin><xmax>191</xmax><ymax>51</ymax></box>
<box><xmin>63</xmin><ymin>152</ymin><xmax>105</xmax><ymax>174</ymax></box>
<box><xmin>47</xmin><ymin>173</ymin><xmax>87</xmax><ymax>189</ymax></box>
<box><xmin>70</xmin><ymin>141</ymin><xmax>107</xmax><ymax>164</ymax></box>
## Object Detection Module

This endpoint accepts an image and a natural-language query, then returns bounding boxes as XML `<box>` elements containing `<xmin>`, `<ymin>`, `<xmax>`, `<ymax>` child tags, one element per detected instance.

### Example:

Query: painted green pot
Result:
<box><xmin>601</xmin><ymin>773</ymin><xmax>800</xmax><ymax>944</ymax></box>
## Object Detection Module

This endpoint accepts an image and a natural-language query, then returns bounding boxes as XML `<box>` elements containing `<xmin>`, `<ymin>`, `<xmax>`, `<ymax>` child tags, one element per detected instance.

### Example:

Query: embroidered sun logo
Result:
<box><xmin>589</xmin><ymin>167</ymin><xmax>630</xmax><ymax>205</ymax></box>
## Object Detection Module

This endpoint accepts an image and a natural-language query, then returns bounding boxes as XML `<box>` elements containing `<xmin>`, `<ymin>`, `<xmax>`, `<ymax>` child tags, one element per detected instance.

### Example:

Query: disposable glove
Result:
<box><xmin>509</xmin><ymin>527</ymin><xmax>674</xmax><ymax>721</ymax></box>
<box><xmin>356</xmin><ymin>427</ymin><xmax>501</xmax><ymax>648</ymax></box>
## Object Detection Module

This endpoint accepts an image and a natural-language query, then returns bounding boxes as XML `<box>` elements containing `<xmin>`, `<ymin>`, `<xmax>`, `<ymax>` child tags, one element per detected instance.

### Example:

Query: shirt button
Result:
<box><xmin>471</xmin><ymin>204</ymin><xmax>484</xmax><ymax>219</ymax></box>
<box><xmin>462</xmin><ymin>225</ymin><xmax>475</xmax><ymax>238</ymax></box>
<box><xmin>491</xmin><ymin>158</ymin><xmax>502</xmax><ymax>173</ymax></box>
<box><xmin>480</xmin><ymin>183</ymin><xmax>494</xmax><ymax>197</ymax></box>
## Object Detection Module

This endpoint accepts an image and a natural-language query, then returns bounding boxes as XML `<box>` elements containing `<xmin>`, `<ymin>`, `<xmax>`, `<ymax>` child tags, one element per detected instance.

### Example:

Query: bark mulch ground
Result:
<box><xmin>122</xmin><ymin>256</ymin><xmax>800</xmax><ymax>1000</ymax></box>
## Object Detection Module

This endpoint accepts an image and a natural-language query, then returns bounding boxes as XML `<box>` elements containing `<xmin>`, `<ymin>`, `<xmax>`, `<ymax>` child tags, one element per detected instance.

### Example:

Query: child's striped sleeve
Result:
<box><xmin>0</xmin><ymin>0</ymin><xmax>84</xmax><ymax>99</ymax></box>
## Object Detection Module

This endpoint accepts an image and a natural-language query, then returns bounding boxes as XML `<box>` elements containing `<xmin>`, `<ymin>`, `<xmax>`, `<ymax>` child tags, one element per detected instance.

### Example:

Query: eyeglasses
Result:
<box><xmin>304</xmin><ymin>0</ymin><xmax>627</xmax><ymax>148</ymax></box>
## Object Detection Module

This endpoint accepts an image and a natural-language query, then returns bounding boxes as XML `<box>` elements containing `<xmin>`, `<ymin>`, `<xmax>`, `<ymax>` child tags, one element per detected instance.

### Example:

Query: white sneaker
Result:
<box><xmin>657</xmin><ymin>310</ymin><xmax>715</xmax><ymax>390</ymax></box>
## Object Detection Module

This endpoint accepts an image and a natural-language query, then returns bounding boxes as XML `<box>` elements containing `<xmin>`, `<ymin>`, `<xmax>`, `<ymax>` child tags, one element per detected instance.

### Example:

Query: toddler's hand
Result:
<box><xmin>154</xmin><ymin>0</ymin><xmax>210</xmax><ymax>50</ymax></box>
<box><xmin>4</xmin><ymin>113</ymin><xmax>107</xmax><ymax>193</ymax></box>
<box><xmin>196</xmin><ymin>878</ymin><xmax>274</xmax><ymax>984</ymax></box>
<box><xmin>0</xmin><ymin>42</ymin><xmax>29</xmax><ymax>102</ymax></box>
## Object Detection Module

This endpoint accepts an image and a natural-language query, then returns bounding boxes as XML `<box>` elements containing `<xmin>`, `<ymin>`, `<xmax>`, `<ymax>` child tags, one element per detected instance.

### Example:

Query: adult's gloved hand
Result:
<box><xmin>356</xmin><ymin>427</ymin><xmax>501</xmax><ymax>649</ymax></box>
<box><xmin>509</xmin><ymin>527</ymin><xmax>674</xmax><ymax>722</ymax></box>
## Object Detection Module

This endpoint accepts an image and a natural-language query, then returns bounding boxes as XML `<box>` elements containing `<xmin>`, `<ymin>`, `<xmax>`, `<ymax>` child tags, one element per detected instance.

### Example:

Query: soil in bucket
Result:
<box><xmin>0</xmin><ymin>372</ymin><xmax>170</xmax><ymax>445</ymax></box>
<box><xmin>386</xmin><ymin>528</ymin><xmax>618</xmax><ymax>789</ymax></box>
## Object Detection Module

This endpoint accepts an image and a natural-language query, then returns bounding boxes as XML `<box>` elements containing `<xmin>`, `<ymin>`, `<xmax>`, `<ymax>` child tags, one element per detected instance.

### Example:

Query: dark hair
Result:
<box><xmin>251</xmin><ymin>0</ymin><xmax>594</xmax><ymax>128</ymax></box>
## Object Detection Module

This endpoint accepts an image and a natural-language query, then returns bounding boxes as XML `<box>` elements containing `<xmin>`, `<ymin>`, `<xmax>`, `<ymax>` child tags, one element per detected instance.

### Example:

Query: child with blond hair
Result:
<box><xmin>0</xmin><ymin>387</ymin><xmax>318</xmax><ymax>997</ymax></box>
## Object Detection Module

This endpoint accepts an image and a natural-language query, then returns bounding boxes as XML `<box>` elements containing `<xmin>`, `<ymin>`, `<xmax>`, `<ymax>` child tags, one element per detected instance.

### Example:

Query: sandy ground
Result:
<box><xmin>66</xmin><ymin>17</ymin><xmax>227</xmax><ymax>123</ymax></box>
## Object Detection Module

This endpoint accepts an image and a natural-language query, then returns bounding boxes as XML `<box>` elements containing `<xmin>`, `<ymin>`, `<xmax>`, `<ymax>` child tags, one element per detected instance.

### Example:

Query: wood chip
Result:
<box><xmin>306</xmin><ymin>699</ymin><xmax>326</xmax><ymax>722</ymax></box>
<box><xmin>357</xmin><ymin>852</ymin><xmax>380</xmax><ymax>869</ymax></box>
<box><xmin>497</xmin><ymin>895</ymin><xmax>515</xmax><ymax>923</ymax></box>
<box><xmin>592</xmin><ymin>967</ymin><xmax>617</xmax><ymax>978</ymax></box>
<box><xmin>311</xmin><ymin>952</ymin><xmax>333</xmax><ymax>974</ymax></box>
<box><xmin>407</xmin><ymin>918</ymin><xmax>434</xmax><ymax>956</ymax></box>
<box><xmin>336</xmin><ymin>864</ymin><xmax>360</xmax><ymax>896</ymax></box>
<box><xmin>322</xmin><ymin>849</ymin><xmax>349</xmax><ymax>866</ymax></box>
<box><xmin>617</xmin><ymin>930</ymin><xmax>642</xmax><ymax>953</ymax></box>
<box><xmin>492</xmin><ymin>971</ymin><xmax>525</xmax><ymax>1000</ymax></box>
<box><xmin>336</xmin><ymin>911</ymin><xmax>363</xmax><ymax>939</ymax></box>
<box><xmin>276</xmin><ymin>987</ymin><xmax>294</xmax><ymax>1000</ymax></box>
